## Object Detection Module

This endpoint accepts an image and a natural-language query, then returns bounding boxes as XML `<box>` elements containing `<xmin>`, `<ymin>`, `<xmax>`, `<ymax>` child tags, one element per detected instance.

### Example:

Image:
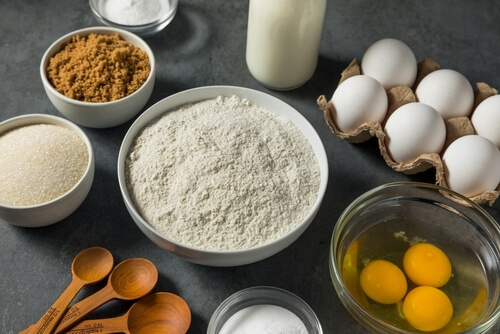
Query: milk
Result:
<box><xmin>246</xmin><ymin>0</ymin><xmax>326</xmax><ymax>90</ymax></box>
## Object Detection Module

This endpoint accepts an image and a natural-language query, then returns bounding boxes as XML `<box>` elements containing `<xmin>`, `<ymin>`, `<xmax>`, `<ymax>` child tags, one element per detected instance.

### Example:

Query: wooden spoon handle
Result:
<box><xmin>25</xmin><ymin>278</ymin><xmax>84</xmax><ymax>334</ymax></box>
<box><xmin>62</xmin><ymin>314</ymin><xmax>129</xmax><ymax>334</ymax></box>
<box><xmin>54</xmin><ymin>285</ymin><xmax>116</xmax><ymax>334</ymax></box>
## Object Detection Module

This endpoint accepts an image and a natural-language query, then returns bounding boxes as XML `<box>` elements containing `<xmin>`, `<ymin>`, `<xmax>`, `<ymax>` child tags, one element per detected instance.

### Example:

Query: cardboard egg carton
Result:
<box><xmin>317</xmin><ymin>58</ymin><xmax>500</xmax><ymax>206</ymax></box>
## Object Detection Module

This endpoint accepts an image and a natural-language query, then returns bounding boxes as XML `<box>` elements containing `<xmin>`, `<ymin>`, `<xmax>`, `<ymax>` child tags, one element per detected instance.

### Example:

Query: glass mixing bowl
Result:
<box><xmin>330</xmin><ymin>182</ymin><xmax>500</xmax><ymax>333</ymax></box>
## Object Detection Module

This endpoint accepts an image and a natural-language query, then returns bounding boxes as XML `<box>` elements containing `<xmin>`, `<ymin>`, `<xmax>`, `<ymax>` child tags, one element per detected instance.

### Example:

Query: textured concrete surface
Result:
<box><xmin>1</xmin><ymin>1</ymin><xmax>499</xmax><ymax>333</ymax></box>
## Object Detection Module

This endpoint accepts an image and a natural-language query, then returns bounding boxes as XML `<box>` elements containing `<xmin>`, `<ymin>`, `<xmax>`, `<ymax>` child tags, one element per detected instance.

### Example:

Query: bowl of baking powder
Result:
<box><xmin>208</xmin><ymin>286</ymin><xmax>323</xmax><ymax>333</ymax></box>
<box><xmin>118</xmin><ymin>86</ymin><xmax>328</xmax><ymax>266</ymax></box>
<box><xmin>89</xmin><ymin>0</ymin><xmax>178</xmax><ymax>37</ymax></box>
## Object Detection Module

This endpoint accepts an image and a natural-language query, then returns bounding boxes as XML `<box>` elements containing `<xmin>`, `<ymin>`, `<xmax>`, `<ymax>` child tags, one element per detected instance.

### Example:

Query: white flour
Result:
<box><xmin>125</xmin><ymin>95</ymin><xmax>320</xmax><ymax>251</ymax></box>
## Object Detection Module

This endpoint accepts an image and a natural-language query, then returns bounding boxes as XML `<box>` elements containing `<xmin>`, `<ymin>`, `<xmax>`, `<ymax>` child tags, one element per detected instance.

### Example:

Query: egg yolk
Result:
<box><xmin>403</xmin><ymin>243</ymin><xmax>452</xmax><ymax>287</ymax></box>
<box><xmin>403</xmin><ymin>286</ymin><xmax>453</xmax><ymax>332</ymax></box>
<box><xmin>359</xmin><ymin>259</ymin><xmax>407</xmax><ymax>304</ymax></box>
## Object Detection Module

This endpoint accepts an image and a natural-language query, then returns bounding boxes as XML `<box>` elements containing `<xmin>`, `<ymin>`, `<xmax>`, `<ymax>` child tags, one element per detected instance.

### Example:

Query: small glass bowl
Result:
<box><xmin>89</xmin><ymin>0</ymin><xmax>178</xmax><ymax>38</ymax></box>
<box><xmin>208</xmin><ymin>286</ymin><xmax>323</xmax><ymax>334</ymax></box>
<box><xmin>330</xmin><ymin>182</ymin><xmax>500</xmax><ymax>333</ymax></box>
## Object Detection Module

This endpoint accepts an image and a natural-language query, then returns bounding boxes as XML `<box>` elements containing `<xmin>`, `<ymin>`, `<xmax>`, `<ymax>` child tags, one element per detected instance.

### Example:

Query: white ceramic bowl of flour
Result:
<box><xmin>118</xmin><ymin>86</ymin><xmax>328</xmax><ymax>266</ymax></box>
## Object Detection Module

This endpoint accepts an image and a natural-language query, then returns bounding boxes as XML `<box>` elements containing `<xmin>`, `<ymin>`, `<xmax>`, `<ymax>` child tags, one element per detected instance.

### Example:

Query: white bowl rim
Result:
<box><xmin>40</xmin><ymin>26</ymin><xmax>156</xmax><ymax>107</ymax></box>
<box><xmin>0</xmin><ymin>113</ymin><xmax>94</xmax><ymax>209</ymax></box>
<box><xmin>118</xmin><ymin>85</ymin><xmax>329</xmax><ymax>256</ymax></box>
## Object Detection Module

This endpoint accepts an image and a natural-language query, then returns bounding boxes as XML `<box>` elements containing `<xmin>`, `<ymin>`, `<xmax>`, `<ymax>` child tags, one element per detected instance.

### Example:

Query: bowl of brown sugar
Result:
<box><xmin>40</xmin><ymin>26</ymin><xmax>155</xmax><ymax>128</ymax></box>
<box><xmin>0</xmin><ymin>114</ymin><xmax>94</xmax><ymax>227</ymax></box>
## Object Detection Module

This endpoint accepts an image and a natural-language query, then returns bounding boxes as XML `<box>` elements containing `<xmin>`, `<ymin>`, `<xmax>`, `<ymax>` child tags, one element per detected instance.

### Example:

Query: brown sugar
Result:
<box><xmin>46</xmin><ymin>33</ymin><xmax>150</xmax><ymax>102</ymax></box>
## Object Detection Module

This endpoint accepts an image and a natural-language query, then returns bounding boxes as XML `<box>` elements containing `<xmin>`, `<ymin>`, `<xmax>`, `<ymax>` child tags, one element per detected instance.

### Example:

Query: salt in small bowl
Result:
<box><xmin>207</xmin><ymin>286</ymin><xmax>323</xmax><ymax>334</ymax></box>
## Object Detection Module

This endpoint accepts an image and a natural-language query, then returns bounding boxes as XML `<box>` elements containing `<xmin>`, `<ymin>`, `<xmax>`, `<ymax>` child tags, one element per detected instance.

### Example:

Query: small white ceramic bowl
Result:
<box><xmin>40</xmin><ymin>26</ymin><xmax>156</xmax><ymax>128</ymax></box>
<box><xmin>89</xmin><ymin>0</ymin><xmax>178</xmax><ymax>38</ymax></box>
<box><xmin>0</xmin><ymin>114</ymin><xmax>95</xmax><ymax>227</ymax></box>
<box><xmin>117</xmin><ymin>86</ymin><xmax>329</xmax><ymax>266</ymax></box>
<box><xmin>208</xmin><ymin>286</ymin><xmax>323</xmax><ymax>333</ymax></box>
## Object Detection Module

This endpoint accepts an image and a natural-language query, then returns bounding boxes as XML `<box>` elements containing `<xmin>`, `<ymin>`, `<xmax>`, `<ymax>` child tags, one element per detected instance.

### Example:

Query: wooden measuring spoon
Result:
<box><xmin>64</xmin><ymin>292</ymin><xmax>191</xmax><ymax>334</ymax></box>
<box><xmin>24</xmin><ymin>247</ymin><xmax>113</xmax><ymax>334</ymax></box>
<box><xmin>53</xmin><ymin>257</ymin><xmax>158</xmax><ymax>334</ymax></box>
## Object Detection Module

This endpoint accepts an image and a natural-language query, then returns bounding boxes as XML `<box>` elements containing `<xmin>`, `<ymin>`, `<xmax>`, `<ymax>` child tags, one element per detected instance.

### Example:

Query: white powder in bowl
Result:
<box><xmin>125</xmin><ymin>95</ymin><xmax>320</xmax><ymax>251</ymax></box>
<box><xmin>101</xmin><ymin>0</ymin><xmax>171</xmax><ymax>25</ymax></box>
<box><xmin>219</xmin><ymin>304</ymin><xmax>308</xmax><ymax>334</ymax></box>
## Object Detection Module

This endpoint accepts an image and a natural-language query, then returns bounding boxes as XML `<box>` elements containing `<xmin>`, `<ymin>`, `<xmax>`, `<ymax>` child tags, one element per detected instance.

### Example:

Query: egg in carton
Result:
<box><xmin>317</xmin><ymin>57</ymin><xmax>500</xmax><ymax>206</ymax></box>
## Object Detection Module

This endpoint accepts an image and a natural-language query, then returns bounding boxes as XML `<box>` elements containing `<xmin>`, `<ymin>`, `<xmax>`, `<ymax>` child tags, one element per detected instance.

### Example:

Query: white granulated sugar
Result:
<box><xmin>125</xmin><ymin>95</ymin><xmax>320</xmax><ymax>251</ymax></box>
<box><xmin>0</xmin><ymin>124</ymin><xmax>88</xmax><ymax>206</ymax></box>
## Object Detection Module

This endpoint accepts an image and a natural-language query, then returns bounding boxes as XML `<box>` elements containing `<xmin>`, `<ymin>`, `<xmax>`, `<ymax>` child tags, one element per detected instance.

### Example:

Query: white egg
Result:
<box><xmin>471</xmin><ymin>94</ymin><xmax>500</xmax><ymax>149</ymax></box>
<box><xmin>415</xmin><ymin>69</ymin><xmax>474</xmax><ymax>120</ymax></box>
<box><xmin>330</xmin><ymin>75</ymin><xmax>388</xmax><ymax>132</ymax></box>
<box><xmin>360</xmin><ymin>38</ymin><xmax>418</xmax><ymax>90</ymax></box>
<box><xmin>442</xmin><ymin>135</ymin><xmax>500</xmax><ymax>198</ymax></box>
<box><xmin>384</xmin><ymin>102</ymin><xmax>446</xmax><ymax>163</ymax></box>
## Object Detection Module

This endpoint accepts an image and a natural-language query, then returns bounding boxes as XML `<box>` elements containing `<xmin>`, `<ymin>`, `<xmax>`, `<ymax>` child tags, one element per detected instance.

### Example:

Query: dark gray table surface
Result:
<box><xmin>1</xmin><ymin>1</ymin><xmax>500</xmax><ymax>333</ymax></box>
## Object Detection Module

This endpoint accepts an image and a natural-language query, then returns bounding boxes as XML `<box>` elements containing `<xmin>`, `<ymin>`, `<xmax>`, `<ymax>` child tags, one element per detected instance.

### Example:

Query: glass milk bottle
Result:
<box><xmin>246</xmin><ymin>0</ymin><xmax>326</xmax><ymax>90</ymax></box>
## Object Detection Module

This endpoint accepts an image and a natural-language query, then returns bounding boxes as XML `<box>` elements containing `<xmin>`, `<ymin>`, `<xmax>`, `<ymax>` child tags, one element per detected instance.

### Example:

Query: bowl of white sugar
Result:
<box><xmin>118</xmin><ymin>86</ymin><xmax>328</xmax><ymax>266</ymax></box>
<box><xmin>207</xmin><ymin>286</ymin><xmax>323</xmax><ymax>333</ymax></box>
<box><xmin>0</xmin><ymin>114</ymin><xmax>94</xmax><ymax>227</ymax></box>
<box><xmin>89</xmin><ymin>0</ymin><xmax>178</xmax><ymax>37</ymax></box>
